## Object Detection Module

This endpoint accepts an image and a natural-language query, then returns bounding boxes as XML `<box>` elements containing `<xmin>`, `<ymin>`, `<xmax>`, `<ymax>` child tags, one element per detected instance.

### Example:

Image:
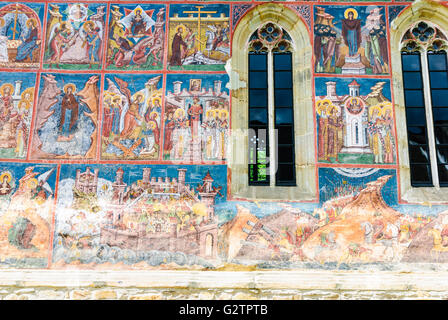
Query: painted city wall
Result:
<box><xmin>0</xmin><ymin>0</ymin><xmax>448</xmax><ymax>273</ymax></box>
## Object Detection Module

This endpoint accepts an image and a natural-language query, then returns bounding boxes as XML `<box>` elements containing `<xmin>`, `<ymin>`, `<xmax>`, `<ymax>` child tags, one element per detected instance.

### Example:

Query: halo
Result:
<box><xmin>152</xmin><ymin>97</ymin><xmax>161</xmax><ymax>105</ymax></box>
<box><xmin>206</xmin><ymin>110</ymin><xmax>215</xmax><ymax>118</ymax></box>
<box><xmin>26</xmin><ymin>178</ymin><xmax>38</xmax><ymax>190</ymax></box>
<box><xmin>176</xmin><ymin>24</ymin><xmax>186</xmax><ymax>34</ymax></box>
<box><xmin>174</xmin><ymin>108</ymin><xmax>185</xmax><ymax>119</ymax></box>
<box><xmin>149</xmin><ymin>111</ymin><xmax>158</xmax><ymax>120</ymax></box>
<box><xmin>63</xmin><ymin>83</ymin><xmax>76</xmax><ymax>94</ymax></box>
<box><xmin>21</xmin><ymin>87</ymin><xmax>34</xmax><ymax>102</ymax></box>
<box><xmin>148</xmin><ymin>121</ymin><xmax>156</xmax><ymax>130</ymax></box>
<box><xmin>316</xmin><ymin>99</ymin><xmax>331</xmax><ymax>116</ymax></box>
<box><xmin>219</xmin><ymin>110</ymin><xmax>228</xmax><ymax>118</ymax></box>
<box><xmin>133</xmin><ymin>92</ymin><xmax>144</xmax><ymax>101</ymax></box>
<box><xmin>0</xmin><ymin>83</ymin><xmax>13</xmax><ymax>96</ymax></box>
<box><xmin>369</xmin><ymin>105</ymin><xmax>382</xmax><ymax>118</ymax></box>
<box><xmin>134</xmin><ymin>8</ymin><xmax>142</xmax><ymax>15</ymax></box>
<box><xmin>344</xmin><ymin>8</ymin><xmax>358</xmax><ymax>19</ymax></box>
<box><xmin>18</xmin><ymin>100</ymin><xmax>31</xmax><ymax>110</ymax></box>
<box><xmin>26</xmin><ymin>18</ymin><xmax>37</xmax><ymax>28</ymax></box>
<box><xmin>0</xmin><ymin>171</ymin><xmax>12</xmax><ymax>183</ymax></box>
<box><xmin>326</xmin><ymin>104</ymin><xmax>340</xmax><ymax>116</ymax></box>
<box><xmin>0</xmin><ymin>18</ymin><xmax>5</xmax><ymax>28</ymax></box>
<box><xmin>82</xmin><ymin>20</ymin><xmax>95</xmax><ymax>31</ymax></box>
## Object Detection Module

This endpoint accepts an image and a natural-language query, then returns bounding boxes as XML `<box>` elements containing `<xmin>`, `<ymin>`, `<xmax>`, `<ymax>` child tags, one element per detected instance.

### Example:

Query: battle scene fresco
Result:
<box><xmin>52</xmin><ymin>164</ymin><xmax>226</xmax><ymax>268</ymax></box>
<box><xmin>106</xmin><ymin>3</ymin><xmax>166</xmax><ymax>71</ymax></box>
<box><xmin>0</xmin><ymin>2</ymin><xmax>44</xmax><ymax>69</ymax></box>
<box><xmin>314</xmin><ymin>5</ymin><xmax>389</xmax><ymax>75</ymax></box>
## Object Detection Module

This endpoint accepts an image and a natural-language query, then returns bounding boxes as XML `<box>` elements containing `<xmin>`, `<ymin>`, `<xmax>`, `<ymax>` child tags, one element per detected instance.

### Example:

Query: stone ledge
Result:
<box><xmin>1</xmin><ymin>270</ymin><xmax>448</xmax><ymax>292</ymax></box>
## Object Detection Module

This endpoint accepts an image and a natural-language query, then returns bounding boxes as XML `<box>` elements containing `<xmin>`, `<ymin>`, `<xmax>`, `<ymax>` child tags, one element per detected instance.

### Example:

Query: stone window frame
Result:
<box><xmin>391</xmin><ymin>0</ymin><xmax>448</xmax><ymax>203</ymax></box>
<box><xmin>228</xmin><ymin>3</ymin><xmax>316</xmax><ymax>201</ymax></box>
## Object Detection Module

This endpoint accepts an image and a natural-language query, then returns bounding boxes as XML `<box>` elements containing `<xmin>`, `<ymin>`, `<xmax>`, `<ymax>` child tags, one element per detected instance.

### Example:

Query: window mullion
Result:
<box><xmin>267</xmin><ymin>50</ymin><xmax>276</xmax><ymax>187</ymax></box>
<box><xmin>421</xmin><ymin>50</ymin><xmax>440</xmax><ymax>188</ymax></box>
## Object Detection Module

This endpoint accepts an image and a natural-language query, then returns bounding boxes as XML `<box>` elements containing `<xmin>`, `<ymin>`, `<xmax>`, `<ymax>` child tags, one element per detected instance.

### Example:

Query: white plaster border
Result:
<box><xmin>0</xmin><ymin>270</ymin><xmax>447</xmax><ymax>292</ymax></box>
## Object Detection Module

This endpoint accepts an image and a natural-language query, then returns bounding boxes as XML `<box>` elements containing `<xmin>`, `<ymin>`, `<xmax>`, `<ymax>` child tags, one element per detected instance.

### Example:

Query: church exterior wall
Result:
<box><xmin>0</xmin><ymin>0</ymin><xmax>447</xmax><ymax>299</ymax></box>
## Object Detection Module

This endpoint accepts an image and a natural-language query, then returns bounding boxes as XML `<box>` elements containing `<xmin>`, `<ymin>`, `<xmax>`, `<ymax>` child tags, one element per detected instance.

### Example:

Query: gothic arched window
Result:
<box><xmin>400</xmin><ymin>21</ymin><xmax>448</xmax><ymax>187</ymax></box>
<box><xmin>248</xmin><ymin>23</ymin><xmax>296</xmax><ymax>186</ymax></box>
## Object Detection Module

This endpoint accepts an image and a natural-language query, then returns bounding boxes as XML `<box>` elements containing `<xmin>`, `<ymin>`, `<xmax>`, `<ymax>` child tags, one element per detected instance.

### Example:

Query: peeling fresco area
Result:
<box><xmin>0</xmin><ymin>0</ymin><xmax>448</xmax><ymax>272</ymax></box>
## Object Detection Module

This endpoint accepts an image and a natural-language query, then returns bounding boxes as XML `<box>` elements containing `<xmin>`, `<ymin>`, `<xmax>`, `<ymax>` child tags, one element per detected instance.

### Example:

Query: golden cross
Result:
<box><xmin>11</xmin><ymin>3</ymin><xmax>27</xmax><ymax>40</ymax></box>
<box><xmin>182</xmin><ymin>6</ymin><xmax>217</xmax><ymax>52</ymax></box>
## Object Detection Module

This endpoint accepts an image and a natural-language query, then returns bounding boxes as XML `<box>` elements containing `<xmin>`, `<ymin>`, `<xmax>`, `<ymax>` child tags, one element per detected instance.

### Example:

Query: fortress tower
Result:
<box><xmin>75</xmin><ymin>167</ymin><xmax>99</xmax><ymax>194</ymax></box>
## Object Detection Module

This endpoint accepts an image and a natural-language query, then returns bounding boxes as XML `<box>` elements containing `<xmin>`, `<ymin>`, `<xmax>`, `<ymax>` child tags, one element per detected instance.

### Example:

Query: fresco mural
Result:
<box><xmin>314</xmin><ymin>5</ymin><xmax>389</xmax><ymax>75</ymax></box>
<box><xmin>0</xmin><ymin>0</ymin><xmax>446</xmax><ymax>272</ymax></box>
<box><xmin>106</xmin><ymin>4</ymin><xmax>166</xmax><ymax>71</ymax></box>
<box><xmin>0</xmin><ymin>2</ymin><xmax>44</xmax><ymax>69</ymax></box>
<box><xmin>29</xmin><ymin>73</ymin><xmax>100</xmax><ymax>160</ymax></box>
<box><xmin>168</xmin><ymin>4</ymin><xmax>230</xmax><ymax>71</ymax></box>
<box><xmin>43</xmin><ymin>3</ymin><xmax>106</xmax><ymax>70</ymax></box>
<box><xmin>315</xmin><ymin>77</ymin><xmax>395</xmax><ymax>164</ymax></box>
<box><xmin>101</xmin><ymin>73</ymin><xmax>163</xmax><ymax>160</ymax></box>
<box><xmin>0</xmin><ymin>162</ymin><xmax>57</xmax><ymax>268</ymax></box>
<box><xmin>163</xmin><ymin>73</ymin><xmax>229</xmax><ymax>162</ymax></box>
<box><xmin>52</xmin><ymin>164</ymin><xmax>226</xmax><ymax>268</ymax></box>
<box><xmin>0</xmin><ymin>72</ymin><xmax>36</xmax><ymax>159</ymax></box>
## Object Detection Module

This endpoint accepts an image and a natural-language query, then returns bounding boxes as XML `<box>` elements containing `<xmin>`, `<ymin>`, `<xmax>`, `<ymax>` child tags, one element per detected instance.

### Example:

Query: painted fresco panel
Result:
<box><xmin>163</xmin><ymin>73</ymin><xmax>229</xmax><ymax>161</ymax></box>
<box><xmin>106</xmin><ymin>3</ymin><xmax>166</xmax><ymax>71</ymax></box>
<box><xmin>315</xmin><ymin>77</ymin><xmax>395</xmax><ymax>165</ymax></box>
<box><xmin>0</xmin><ymin>72</ymin><xmax>36</xmax><ymax>159</ymax></box>
<box><xmin>168</xmin><ymin>4</ymin><xmax>230</xmax><ymax>71</ymax></box>
<box><xmin>0</xmin><ymin>2</ymin><xmax>45</xmax><ymax>69</ymax></box>
<box><xmin>0</xmin><ymin>162</ymin><xmax>57</xmax><ymax>268</ymax></box>
<box><xmin>52</xmin><ymin>164</ymin><xmax>226</xmax><ymax>268</ymax></box>
<box><xmin>29</xmin><ymin>73</ymin><xmax>100</xmax><ymax>160</ymax></box>
<box><xmin>43</xmin><ymin>3</ymin><xmax>106</xmax><ymax>70</ymax></box>
<box><xmin>101</xmin><ymin>73</ymin><xmax>163</xmax><ymax>160</ymax></box>
<box><xmin>314</xmin><ymin>5</ymin><xmax>389</xmax><ymax>75</ymax></box>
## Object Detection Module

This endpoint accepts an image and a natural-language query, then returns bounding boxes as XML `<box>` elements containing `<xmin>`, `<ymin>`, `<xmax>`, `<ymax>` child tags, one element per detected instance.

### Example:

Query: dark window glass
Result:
<box><xmin>438</xmin><ymin>165</ymin><xmax>448</xmax><ymax>186</ymax></box>
<box><xmin>278</xmin><ymin>126</ymin><xmax>293</xmax><ymax>142</ymax></box>
<box><xmin>249</xmin><ymin>71</ymin><xmax>267</xmax><ymax>89</ymax></box>
<box><xmin>429</xmin><ymin>72</ymin><xmax>448</xmax><ymax>89</ymax></box>
<box><xmin>275</xmin><ymin>108</ymin><xmax>293</xmax><ymax>125</ymax></box>
<box><xmin>402</xmin><ymin>53</ymin><xmax>421</xmax><ymax>71</ymax></box>
<box><xmin>402</xmin><ymin>52</ymin><xmax>433</xmax><ymax>187</ymax></box>
<box><xmin>432</xmin><ymin>108</ymin><xmax>448</xmax><ymax>125</ymax></box>
<box><xmin>436</xmin><ymin>146</ymin><xmax>448</xmax><ymax>164</ymax></box>
<box><xmin>249</xmin><ymin>54</ymin><xmax>267</xmax><ymax>71</ymax></box>
<box><xmin>434</xmin><ymin>126</ymin><xmax>448</xmax><ymax>145</ymax></box>
<box><xmin>410</xmin><ymin>164</ymin><xmax>433</xmax><ymax>186</ymax></box>
<box><xmin>428</xmin><ymin>52</ymin><xmax>447</xmax><ymax>71</ymax></box>
<box><xmin>274</xmin><ymin>53</ymin><xmax>292</xmax><ymax>71</ymax></box>
<box><xmin>274</xmin><ymin>71</ymin><xmax>292</xmax><ymax>89</ymax></box>
<box><xmin>406</xmin><ymin>108</ymin><xmax>427</xmax><ymax>126</ymax></box>
<box><xmin>249</xmin><ymin>52</ymin><xmax>269</xmax><ymax>186</ymax></box>
<box><xmin>407</xmin><ymin>126</ymin><xmax>428</xmax><ymax>145</ymax></box>
<box><xmin>430</xmin><ymin>89</ymin><xmax>448</xmax><ymax>107</ymax></box>
<box><xmin>276</xmin><ymin>164</ymin><xmax>296</xmax><ymax>186</ymax></box>
<box><xmin>274</xmin><ymin>89</ymin><xmax>293</xmax><ymax>107</ymax></box>
<box><xmin>409</xmin><ymin>145</ymin><xmax>430</xmax><ymax>163</ymax></box>
<box><xmin>404</xmin><ymin>90</ymin><xmax>425</xmax><ymax>107</ymax></box>
<box><xmin>403</xmin><ymin>72</ymin><xmax>423</xmax><ymax>89</ymax></box>
<box><xmin>249</xmin><ymin>89</ymin><xmax>268</xmax><ymax>108</ymax></box>
<box><xmin>249</xmin><ymin>108</ymin><xmax>268</xmax><ymax>126</ymax></box>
